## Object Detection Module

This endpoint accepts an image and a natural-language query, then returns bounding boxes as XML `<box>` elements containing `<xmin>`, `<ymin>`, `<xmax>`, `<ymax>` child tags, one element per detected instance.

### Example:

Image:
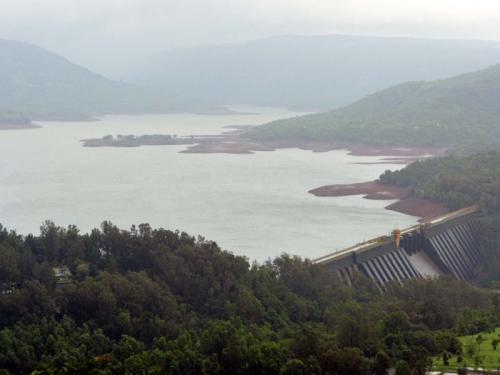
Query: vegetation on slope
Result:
<box><xmin>380</xmin><ymin>152</ymin><xmax>500</xmax><ymax>210</ymax></box>
<box><xmin>247</xmin><ymin>63</ymin><xmax>500</xmax><ymax>149</ymax></box>
<box><xmin>0</xmin><ymin>221</ymin><xmax>498</xmax><ymax>374</ymax></box>
<box><xmin>379</xmin><ymin>151</ymin><xmax>500</xmax><ymax>286</ymax></box>
<box><xmin>0</xmin><ymin>39</ymin><xmax>208</xmax><ymax>123</ymax></box>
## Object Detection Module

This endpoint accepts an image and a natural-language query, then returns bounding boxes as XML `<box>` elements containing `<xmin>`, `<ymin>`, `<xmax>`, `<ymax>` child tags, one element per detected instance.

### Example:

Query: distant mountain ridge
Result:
<box><xmin>129</xmin><ymin>34</ymin><xmax>500</xmax><ymax>110</ymax></box>
<box><xmin>247</xmin><ymin>62</ymin><xmax>500</xmax><ymax>149</ymax></box>
<box><xmin>0</xmin><ymin>39</ymin><xmax>208</xmax><ymax>123</ymax></box>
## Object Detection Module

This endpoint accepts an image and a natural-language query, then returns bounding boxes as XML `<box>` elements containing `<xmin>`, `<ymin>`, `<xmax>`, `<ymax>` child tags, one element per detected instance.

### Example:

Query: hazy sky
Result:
<box><xmin>1</xmin><ymin>0</ymin><xmax>500</xmax><ymax>77</ymax></box>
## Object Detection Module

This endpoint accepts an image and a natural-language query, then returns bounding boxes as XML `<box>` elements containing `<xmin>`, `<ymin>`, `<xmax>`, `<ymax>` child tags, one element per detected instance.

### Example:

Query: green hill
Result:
<box><xmin>247</xmin><ymin>63</ymin><xmax>500</xmax><ymax>149</ymax></box>
<box><xmin>0</xmin><ymin>39</ymin><xmax>206</xmax><ymax>123</ymax></box>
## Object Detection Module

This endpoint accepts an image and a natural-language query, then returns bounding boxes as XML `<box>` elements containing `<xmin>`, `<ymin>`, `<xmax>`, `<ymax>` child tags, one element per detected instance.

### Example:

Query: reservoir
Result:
<box><xmin>0</xmin><ymin>107</ymin><xmax>417</xmax><ymax>261</ymax></box>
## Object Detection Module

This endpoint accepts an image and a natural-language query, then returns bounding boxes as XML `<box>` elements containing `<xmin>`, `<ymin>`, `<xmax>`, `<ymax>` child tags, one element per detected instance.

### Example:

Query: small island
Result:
<box><xmin>81</xmin><ymin>127</ymin><xmax>249</xmax><ymax>150</ymax></box>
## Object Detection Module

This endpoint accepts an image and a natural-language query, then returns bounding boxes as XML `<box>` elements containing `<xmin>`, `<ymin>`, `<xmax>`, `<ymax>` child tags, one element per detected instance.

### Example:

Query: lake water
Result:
<box><xmin>0</xmin><ymin>107</ymin><xmax>417</xmax><ymax>262</ymax></box>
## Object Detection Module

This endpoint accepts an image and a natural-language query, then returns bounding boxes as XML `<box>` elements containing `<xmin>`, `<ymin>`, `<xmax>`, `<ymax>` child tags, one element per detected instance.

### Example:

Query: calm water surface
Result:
<box><xmin>0</xmin><ymin>107</ymin><xmax>417</xmax><ymax>261</ymax></box>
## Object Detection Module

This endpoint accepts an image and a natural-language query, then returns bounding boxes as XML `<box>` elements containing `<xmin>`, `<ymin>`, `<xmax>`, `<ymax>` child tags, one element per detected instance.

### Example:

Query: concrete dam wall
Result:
<box><xmin>314</xmin><ymin>206</ymin><xmax>484</xmax><ymax>287</ymax></box>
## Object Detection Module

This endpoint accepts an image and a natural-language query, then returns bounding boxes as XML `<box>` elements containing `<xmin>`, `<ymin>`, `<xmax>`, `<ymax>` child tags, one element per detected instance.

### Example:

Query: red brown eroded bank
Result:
<box><xmin>309</xmin><ymin>181</ymin><xmax>449</xmax><ymax>221</ymax></box>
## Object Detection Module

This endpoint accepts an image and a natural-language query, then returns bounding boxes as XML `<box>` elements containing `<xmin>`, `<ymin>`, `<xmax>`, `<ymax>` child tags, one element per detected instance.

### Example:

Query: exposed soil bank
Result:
<box><xmin>352</xmin><ymin>157</ymin><xmax>422</xmax><ymax>165</ymax></box>
<box><xmin>309</xmin><ymin>181</ymin><xmax>409</xmax><ymax>200</ymax></box>
<box><xmin>386</xmin><ymin>198</ymin><xmax>449</xmax><ymax>221</ymax></box>
<box><xmin>309</xmin><ymin>180</ymin><xmax>449</xmax><ymax>221</ymax></box>
<box><xmin>81</xmin><ymin>121</ymin><xmax>446</xmax><ymax>158</ymax></box>
<box><xmin>182</xmin><ymin>137</ymin><xmax>446</xmax><ymax>158</ymax></box>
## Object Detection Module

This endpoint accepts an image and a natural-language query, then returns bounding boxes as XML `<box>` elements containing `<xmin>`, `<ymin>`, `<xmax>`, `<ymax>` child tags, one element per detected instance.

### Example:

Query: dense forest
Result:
<box><xmin>380</xmin><ymin>152</ymin><xmax>500</xmax><ymax>211</ymax></box>
<box><xmin>1</xmin><ymin>147</ymin><xmax>500</xmax><ymax>375</ymax></box>
<box><xmin>247</xmin><ymin>63</ymin><xmax>500</xmax><ymax>150</ymax></box>
<box><xmin>0</xmin><ymin>218</ymin><xmax>498</xmax><ymax>374</ymax></box>
<box><xmin>379</xmin><ymin>151</ymin><xmax>500</xmax><ymax>286</ymax></box>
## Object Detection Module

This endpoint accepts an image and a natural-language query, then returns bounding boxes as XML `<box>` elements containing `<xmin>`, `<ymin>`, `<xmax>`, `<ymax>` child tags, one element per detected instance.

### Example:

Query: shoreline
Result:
<box><xmin>78</xmin><ymin>123</ymin><xmax>448</xmax><ymax>220</ymax></box>
<box><xmin>0</xmin><ymin>106</ymin><xmax>253</xmax><ymax>132</ymax></box>
<box><xmin>0</xmin><ymin>123</ymin><xmax>42</xmax><ymax>130</ymax></box>
<box><xmin>181</xmin><ymin>137</ymin><xmax>446</xmax><ymax>158</ymax></box>
<box><xmin>309</xmin><ymin>180</ymin><xmax>449</xmax><ymax>221</ymax></box>
<box><xmin>181</xmin><ymin>133</ymin><xmax>449</xmax><ymax>220</ymax></box>
<box><xmin>78</xmin><ymin>119</ymin><xmax>447</xmax><ymax>160</ymax></box>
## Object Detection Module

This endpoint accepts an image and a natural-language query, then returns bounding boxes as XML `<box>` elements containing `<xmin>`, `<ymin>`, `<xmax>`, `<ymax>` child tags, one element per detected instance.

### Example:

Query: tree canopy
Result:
<box><xmin>0</xmin><ymin>220</ymin><xmax>497</xmax><ymax>374</ymax></box>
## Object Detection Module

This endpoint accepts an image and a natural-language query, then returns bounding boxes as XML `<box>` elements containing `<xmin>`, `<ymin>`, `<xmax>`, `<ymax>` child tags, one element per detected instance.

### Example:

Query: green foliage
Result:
<box><xmin>379</xmin><ymin>152</ymin><xmax>500</xmax><ymax>210</ymax></box>
<box><xmin>378</xmin><ymin>151</ymin><xmax>500</xmax><ymax>284</ymax></box>
<box><xmin>434</xmin><ymin>327</ymin><xmax>500</xmax><ymax>372</ymax></box>
<box><xmin>394</xmin><ymin>360</ymin><xmax>411</xmax><ymax>375</ymax></box>
<box><xmin>373</xmin><ymin>351</ymin><xmax>391</xmax><ymax>375</ymax></box>
<box><xmin>457</xmin><ymin>309</ymin><xmax>497</xmax><ymax>336</ymax></box>
<box><xmin>0</xmin><ymin>222</ymin><xmax>496</xmax><ymax>373</ymax></box>
<box><xmin>247</xmin><ymin>63</ymin><xmax>500</xmax><ymax>150</ymax></box>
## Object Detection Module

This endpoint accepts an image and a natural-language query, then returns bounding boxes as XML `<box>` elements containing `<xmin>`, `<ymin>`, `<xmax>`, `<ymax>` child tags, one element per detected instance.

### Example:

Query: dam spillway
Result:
<box><xmin>314</xmin><ymin>206</ymin><xmax>483</xmax><ymax>287</ymax></box>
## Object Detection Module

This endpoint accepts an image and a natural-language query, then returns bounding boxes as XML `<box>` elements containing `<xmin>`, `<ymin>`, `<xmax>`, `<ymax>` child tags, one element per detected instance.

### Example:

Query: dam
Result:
<box><xmin>314</xmin><ymin>206</ymin><xmax>484</xmax><ymax>287</ymax></box>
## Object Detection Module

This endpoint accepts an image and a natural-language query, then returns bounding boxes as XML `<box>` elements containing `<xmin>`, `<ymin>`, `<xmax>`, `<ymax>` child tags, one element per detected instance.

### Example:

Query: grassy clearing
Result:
<box><xmin>434</xmin><ymin>328</ymin><xmax>500</xmax><ymax>372</ymax></box>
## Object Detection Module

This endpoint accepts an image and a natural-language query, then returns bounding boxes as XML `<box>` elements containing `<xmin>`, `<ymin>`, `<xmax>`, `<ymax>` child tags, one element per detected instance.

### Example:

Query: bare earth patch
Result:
<box><xmin>182</xmin><ymin>137</ymin><xmax>445</xmax><ymax>159</ymax></box>
<box><xmin>309</xmin><ymin>181</ymin><xmax>408</xmax><ymax>200</ymax></box>
<box><xmin>309</xmin><ymin>180</ymin><xmax>449</xmax><ymax>221</ymax></box>
<box><xmin>386</xmin><ymin>198</ymin><xmax>449</xmax><ymax>221</ymax></box>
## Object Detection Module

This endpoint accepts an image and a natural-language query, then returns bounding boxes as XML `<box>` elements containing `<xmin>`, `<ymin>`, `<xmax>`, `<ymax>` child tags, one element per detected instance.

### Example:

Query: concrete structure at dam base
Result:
<box><xmin>314</xmin><ymin>206</ymin><xmax>484</xmax><ymax>287</ymax></box>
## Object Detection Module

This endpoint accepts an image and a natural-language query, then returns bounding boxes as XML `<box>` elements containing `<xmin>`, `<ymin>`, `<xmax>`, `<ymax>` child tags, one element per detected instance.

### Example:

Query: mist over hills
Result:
<box><xmin>129</xmin><ymin>34</ymin><xmax>500</xmax><ymax>110</ymax></box>
<box><xmin>0</xmin><ymin>39</ymin><xmax>209</xmax><ymax>123</ymax></box>
<box><xmin>248</xmin><ymin>62</ymin><xmax>500</xmax><ymax>149</ymax></box>
<box><xmin>5</xmin><ymin>34</ymin><xmax>500</xmax><ymax>132</ymax></box>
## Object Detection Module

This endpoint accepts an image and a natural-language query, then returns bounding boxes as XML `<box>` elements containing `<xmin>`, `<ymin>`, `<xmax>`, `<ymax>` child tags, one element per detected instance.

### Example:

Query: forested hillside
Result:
<box><xmin>0</xmin><ymin>221</ymin><xmax>497</xmax><ymax>374</ymax></box>
<box><xmin>0</xmin><ymin>39</ymin><xmax>206</xmax><ymax>123</ymax></box>
<box><xmin>129</xmin><ymin>35</ymin><xmax>500</xmax><ymax>110</ymax></box>
<box><xmin>248</xmin><ymin>63</ymin><xmax>500</xmax><ymax>149</ymax></box>
<box><xmin>379</xmin><ymin>151</ymin><xmax>500</xmax><ymax>285</ymax></box>
<box><xmin>380</xmin><ymin>153</ymin><xmax>500</xmax><ymax>210</ymax></box>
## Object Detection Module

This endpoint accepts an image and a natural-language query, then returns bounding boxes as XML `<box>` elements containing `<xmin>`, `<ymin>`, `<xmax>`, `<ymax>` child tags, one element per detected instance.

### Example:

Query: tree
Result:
<box><xmin>280</xmin><ymin>359</ymin><xmax>308</xmax><ymax>375</ymax></box>
<box><xmin>0</xmin><ymin>245</ymin><xmax>19</xmax><ymax>283</ymax></box>
<box><xmin>112</xmin><ymin>335</ymin><xmax>145</xmax><ymax>362</ymax></box>
<box><xmin>465</xmin><ymin>340</ymin><xmax>479</xmax><ymax>362</ymax></box>
<box><xmin>320</xmin><ymin>347</ymin><xmax>371</xmax><ymax>375</ymax></box>
<box><xmin>394</xmin><ymin>360</ymin><xmax>411</xmax><ymax>375</ymax></box>
<box><xmin>476</xmin><ymin>334</ymin><xmax>485</xmax><ymax>351</ymax></box>
<box><xmin>372</xmin><ymin>351</ymin><xmax>391</xmax><ymax>375</ymax></box>
<box><xmin>492</xmin><ymin>339</ymin><xmax>499</xmax><ymax>351</ymax></box>
<box><xmin>442</xmin><ymin>351</ymin><xmax>450</xmax><ymax>366</ymax></box>
<box><xmin>0</xmin><ymin>220</ymin><xmax>497</xmax><ymax>374</ymax></box>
